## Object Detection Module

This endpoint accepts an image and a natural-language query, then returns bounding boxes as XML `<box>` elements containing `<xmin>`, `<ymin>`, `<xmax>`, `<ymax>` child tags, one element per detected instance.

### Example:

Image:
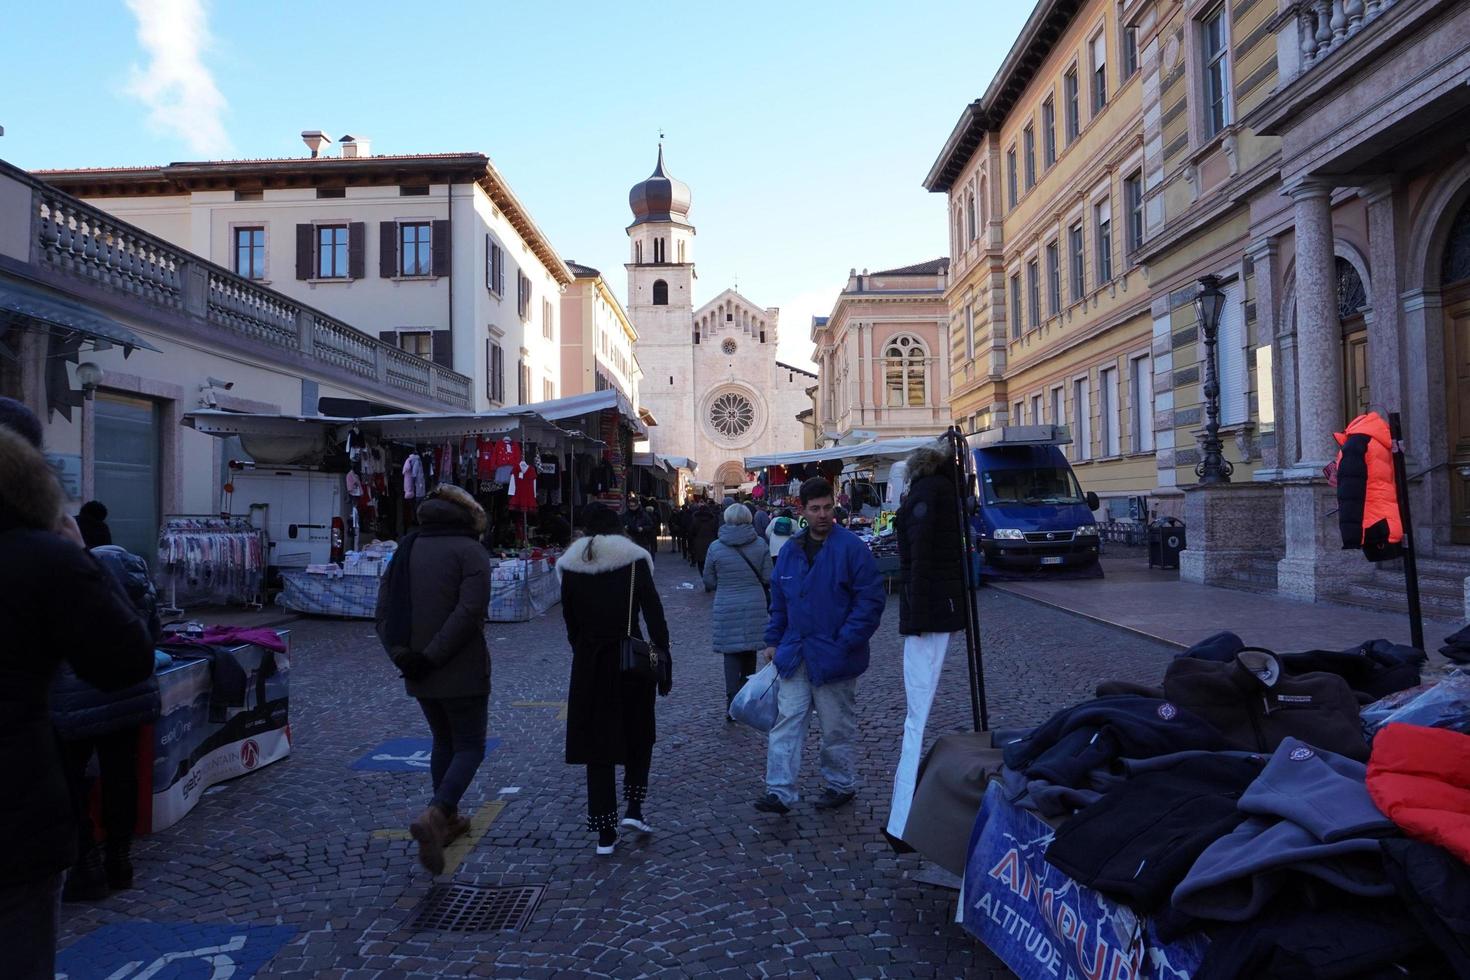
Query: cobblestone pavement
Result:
<box><xmin>58</xmin><ymin>551</ymin><xmax>1178</xmax><ymax>979</ymax></box>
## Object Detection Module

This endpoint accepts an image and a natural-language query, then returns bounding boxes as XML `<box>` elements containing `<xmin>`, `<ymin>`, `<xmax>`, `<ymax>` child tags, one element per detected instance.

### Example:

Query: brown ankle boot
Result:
<box><xmin>409</xmin><ymin>806</ymin><xmax>450</xmax><ymax>875</ymax></box>
<box><xmin>444</xmin><ymin>813</ymin><xmax>472</xmax><ymax>845</ymax></box>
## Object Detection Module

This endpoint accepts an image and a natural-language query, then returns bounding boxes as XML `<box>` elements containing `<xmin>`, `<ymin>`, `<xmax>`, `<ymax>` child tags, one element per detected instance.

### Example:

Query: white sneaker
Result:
<box><xmin>595</xmin><ymin>837</ymin><xmax>617</xmax><ymax>856</ymax></box>
<box><xmin>620</xmin><ymin>817</ymin><xmax>653</xmax><ymax>834</ymax></box>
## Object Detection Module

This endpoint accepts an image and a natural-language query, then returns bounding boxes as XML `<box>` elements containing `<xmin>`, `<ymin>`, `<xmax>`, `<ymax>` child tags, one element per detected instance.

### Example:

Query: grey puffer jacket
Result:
<box><xmin>703</xmin><ymin>524</ymin><xmax>773</xmax><ymax>654</ymax></box>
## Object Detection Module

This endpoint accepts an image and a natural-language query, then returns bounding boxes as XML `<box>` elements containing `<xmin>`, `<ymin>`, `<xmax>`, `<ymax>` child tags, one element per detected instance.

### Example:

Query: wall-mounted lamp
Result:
<box><xmin>75</xmin><ymin>361</ymin><xmax>103</xmax><ymax>401</ymax></box>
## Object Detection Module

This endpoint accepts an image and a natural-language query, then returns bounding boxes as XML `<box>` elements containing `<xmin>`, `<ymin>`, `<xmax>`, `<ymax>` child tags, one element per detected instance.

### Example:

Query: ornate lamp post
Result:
<box><xmin>1194</xmin><ymin>274</ymin><xmax>1233</xmax><ymax>484</ymax></box>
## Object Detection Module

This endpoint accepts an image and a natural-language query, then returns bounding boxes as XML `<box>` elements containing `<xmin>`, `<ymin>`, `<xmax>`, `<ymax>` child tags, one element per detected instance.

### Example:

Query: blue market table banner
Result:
<box><xmin>961</xmin><ymin>782</ymin><xmax>1207</xmax><ymax>980</ymax></box>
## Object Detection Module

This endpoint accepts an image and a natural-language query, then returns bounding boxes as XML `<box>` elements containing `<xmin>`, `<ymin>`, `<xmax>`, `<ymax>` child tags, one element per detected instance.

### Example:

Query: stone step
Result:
<box><xmin>1368</xmin><ymin>555</ymin><xmax>1470</xmax><ymax>578</ymax></box>
<box><xmin>1323</xmin><ymin>579</ymin><xmax>1464</xmax><ymax>622</ymax></box>
<box><xmin>1368</xmin><ymin>567</ymin><xmax>1466</xmax><ymax>592</ymax></box>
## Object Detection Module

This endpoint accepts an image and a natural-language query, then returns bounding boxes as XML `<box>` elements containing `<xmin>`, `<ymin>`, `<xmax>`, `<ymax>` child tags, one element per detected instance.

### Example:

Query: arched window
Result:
<box><xmin>884</xmin><ymin>335</ymin><xmax>928</xmax><ymax>407</ymax></box>
<box><xmin>652</xmin><ymin>279</ymin><xmax>668</xmax><ymax>305</ymax></box>
<box><xmin>1443</xmin><ymin>197</ymin><xmax>1470</xmax><ymax>287</ymax></box>
<box><xmin>965</xmin><ymin>193</ymin><xmax>977</xmax><ymax>243</ymax></box>
<box><xmin>1336</xmin><ymin>257</ymin><xmax>1367</xmax><ymax>320</ymax></box>
<box><xmin>1338</xmin><ymin>256</ymin><xmax>1370</xmax><ymax>420</ymax></box>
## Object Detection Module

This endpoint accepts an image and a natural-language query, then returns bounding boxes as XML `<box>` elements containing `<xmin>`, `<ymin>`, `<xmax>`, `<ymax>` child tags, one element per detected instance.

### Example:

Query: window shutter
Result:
<box><xmin>485</xmin><ymin>234</ymin><xmax>492</xmax><ymax>290</ymax></box>
<box><xmin>432</xmin><ymin>220</ymin><xmax>451</xmax><ymax>277</ymax></box>
<box><xmin>379</xmin><ymin>222</ymin><xmax>397</xmax><ymax>278</ymax></box>
<box><xmin>431</xmin><ymin>330</ymin><xmax>453</xmax><ymax>369</ymax></box>
<box><xmin>495</xmin><ymin>246</ymin><xmax>505</xmax><ymax>294</ymax></box>
<box><xmin>1217</xmin><ymin>282</ymin><xmax>1248</xmax><ymax>425</ymax></box>
<box><xmin>378</xmin><ymin>330</ymin><xmax>398</xmax><ymax>347</ymax></box>
<box><xmin>348</xmin><ymin>222</ymin><xmax>365</xmax><ymax>279</ymax></box>
<box><xmin>295</xmin><ymin>224</ymin><xmax>313</xmax><ymax>279</ymax></box>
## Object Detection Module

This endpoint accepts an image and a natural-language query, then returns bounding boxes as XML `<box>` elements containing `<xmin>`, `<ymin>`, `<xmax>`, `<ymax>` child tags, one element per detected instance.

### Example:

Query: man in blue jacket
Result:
<box><xmin>755</xmin><ymin>478</ymin><xmax>886</xmax><ymax>814</ymax></box>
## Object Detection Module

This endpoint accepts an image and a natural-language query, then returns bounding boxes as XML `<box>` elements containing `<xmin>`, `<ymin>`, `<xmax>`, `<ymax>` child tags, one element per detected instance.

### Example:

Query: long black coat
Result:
<box><xmin>0</xmin><ymin>427</ymin><xmax>154</xmax><ymax>885</ymax></box>
<box><xmin>690</xmin><ymin>506</ymin><xmax>719</xmax><ymax>566</ymax></box>
<box><xmin>557</xmin><ymin>533</ymin><xmax>670</xmax><ymax>766</ymax></box>
<box><xmin>896</xmin><ymin>447</ymin><xmax>968</xmax><ymax>636</ymax></box>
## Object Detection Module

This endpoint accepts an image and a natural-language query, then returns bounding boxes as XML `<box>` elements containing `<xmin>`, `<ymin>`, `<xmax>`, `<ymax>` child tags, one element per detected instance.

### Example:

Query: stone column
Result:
<box><xmin>1361</xmin><ymin>181</ymin><xmax>1404</xmax><ymax>421</ymax></box>
<box><xmin>1286</xmin><ymin>178</ymin><xmax>1343</xmax><ymax>471</ymax></box>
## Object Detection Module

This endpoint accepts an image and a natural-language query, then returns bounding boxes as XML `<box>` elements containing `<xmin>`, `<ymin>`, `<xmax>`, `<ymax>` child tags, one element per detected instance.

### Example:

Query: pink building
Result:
<box><xmin>812</xmin><ymin>260</ymin><xmax>952</xmax><ymax>445</ymax></box>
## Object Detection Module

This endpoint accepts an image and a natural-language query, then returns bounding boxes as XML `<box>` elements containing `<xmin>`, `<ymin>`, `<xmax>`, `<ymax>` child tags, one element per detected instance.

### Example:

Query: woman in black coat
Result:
<box><xmin>689</xmin><ymin>502</ymin><xmax>720</xmax><ymax>573</ymax></box>
<box><xmin>556</xmin><ymin>503</ymin><xmax>671</xmax><ymax>856</ymax></box>
<box><xmin>888</xmin><ymin>443</ymin><xmax>968</xmax><ymax>844</ymax></box>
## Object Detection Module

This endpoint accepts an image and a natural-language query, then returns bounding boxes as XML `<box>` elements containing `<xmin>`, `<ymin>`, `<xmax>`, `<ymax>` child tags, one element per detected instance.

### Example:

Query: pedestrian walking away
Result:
<box><xmin>703</xmin><ymin>502</ymin><xmax>773</xmax><ymax>719</ymax></box>
<box><xmin>623</xmin><ymin>495</ymin><xmax>659</xmax><ymax>563</ymax></box>
<box><xmin>0</xmin><ymin>398</ymin><xmax>154</xmax><ymax>980</ymax></box>
<box><xmin>886</xmin><ymin>442</ymin><xmax>968</xmax><ymax>844</ymax></box>
<box><xmin>557</xmin><ymin>503</ymin><xmax>672</xmax><ymax>855</ymax></box>
<box><xmin>74</xmin><ymin>499</ymin><xmax>112</xmax><ymax>549</ymax></box>
<box><xmin>375</xmin><ymin>484</ymin><xmax>493</xmax><ymax>875</ymax></box>
<box><xmin>690</xmin><ymin>500</ymin><xmax>719</xmax><ymax>574</ymax></box>
<box><xmin>757</xmin><ymin>477</ymin><xmax>886</xmax><ymax>814</ymax></box>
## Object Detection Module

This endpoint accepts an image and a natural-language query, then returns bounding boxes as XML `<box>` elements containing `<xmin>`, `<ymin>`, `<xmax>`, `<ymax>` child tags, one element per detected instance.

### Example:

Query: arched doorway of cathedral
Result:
<box><xmin>714</xmin><ymin>460</ymin><xmax>747</xmax><ymax>499</ymax></box>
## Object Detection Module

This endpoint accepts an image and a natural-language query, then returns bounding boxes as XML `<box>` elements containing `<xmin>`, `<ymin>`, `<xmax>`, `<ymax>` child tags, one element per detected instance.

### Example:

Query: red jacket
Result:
<box><xmin>1367</xmin><ymin>723</ymin><xmax>1470</xmax><ymax>864</ymax></box>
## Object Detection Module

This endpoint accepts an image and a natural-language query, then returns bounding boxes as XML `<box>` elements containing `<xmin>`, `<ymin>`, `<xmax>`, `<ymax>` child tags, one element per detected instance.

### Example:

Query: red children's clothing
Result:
<box><xmin>509</xmin><ymin>460</ymin><xmax>538</xmax><ymax>511</ymax></box>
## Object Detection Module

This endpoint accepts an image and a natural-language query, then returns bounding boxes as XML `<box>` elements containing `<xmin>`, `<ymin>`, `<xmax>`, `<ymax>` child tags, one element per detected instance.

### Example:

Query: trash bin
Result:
<box><xmin>1148</xmin><ymin>517</ymin><xmax>1186</xmax><ymax>569</ymax></box>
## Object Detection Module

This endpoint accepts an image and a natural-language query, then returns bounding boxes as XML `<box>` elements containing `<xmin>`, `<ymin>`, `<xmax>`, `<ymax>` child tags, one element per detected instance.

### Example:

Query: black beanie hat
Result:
<box><xmin>582</xmin><ymin>502</ymin><xmax>622</xmax><ymax>536</ymax></box>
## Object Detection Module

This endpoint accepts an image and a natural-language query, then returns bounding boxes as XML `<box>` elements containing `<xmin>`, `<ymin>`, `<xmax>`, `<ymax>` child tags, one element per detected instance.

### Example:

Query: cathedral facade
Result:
<box><xmin>625</xmin><ymin>148</ymin><xmax>813</xmax><ymax>495</ymax></box>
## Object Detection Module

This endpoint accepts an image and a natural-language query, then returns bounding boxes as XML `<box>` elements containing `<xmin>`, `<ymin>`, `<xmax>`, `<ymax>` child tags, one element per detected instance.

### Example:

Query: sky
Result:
<box><xmin>0</xmin><ymin>0</ymin><xmax>1032</xmax><ymax>370</ymax></box>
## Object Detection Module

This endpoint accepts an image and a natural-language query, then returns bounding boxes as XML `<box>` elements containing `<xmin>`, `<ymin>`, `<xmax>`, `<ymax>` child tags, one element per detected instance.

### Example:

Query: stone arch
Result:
<box><xmin>714</xmin><ymin>460</ymin><xmax>747</xmax><ymax>492</ymax></box>
<box><xmin>1406</xmin><ymin>155</ymin><xmax>1470</xmax><ymax>293</ymax></box>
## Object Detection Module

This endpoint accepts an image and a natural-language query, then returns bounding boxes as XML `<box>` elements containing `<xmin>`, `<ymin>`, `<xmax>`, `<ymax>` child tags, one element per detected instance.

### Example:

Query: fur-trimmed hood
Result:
<box><xmin>417</xmin><ymin>483</ymin><xmax>487</xmax><ymax>535</ymax></box>
<box><xmin>556</xmin><ymin>532</ymin><xmax>651</xmax><ymax>579</ymax></box>
<box><xmin>904</xmin><ymin>443</ymin><xmax>953</xmax><ymax>480</ymax></box>
<box><xmin>0</xmin><ymin>425</ymin><xmax>63</xmax><ymax>532</ymax></box>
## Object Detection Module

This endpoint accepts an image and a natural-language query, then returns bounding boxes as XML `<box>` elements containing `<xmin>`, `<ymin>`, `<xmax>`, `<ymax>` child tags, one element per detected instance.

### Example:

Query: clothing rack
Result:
<box><xmin>158</xmin><ymin>514</ymin><xmax>267</xmax><ymax>614</ymax></box>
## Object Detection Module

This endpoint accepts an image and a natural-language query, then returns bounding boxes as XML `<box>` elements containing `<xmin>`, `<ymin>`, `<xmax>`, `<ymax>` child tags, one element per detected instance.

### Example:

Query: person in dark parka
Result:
<box><xmin>0</xmin><ymin>402</ymin><xmax>154</xmax><ymax>980</ymax></box>
<box><xmin>887</xmin><ymin>442</ymin><xmax>969</xmax><ymax>843</ymax></box>
<box><xmin>557</xmin><ymin>503</ymin><xmax>671</xmax><ymax>856</ymax></box>
<box><xmin>622</xmin><ymin>496</ymin><xmax>659</xmax><ymax>563</ymax></box>
<box><xmin>375</xmin><ymin>484</ymin><xmax>493</xmax><ymax>875</ymax></box>
<box><xmin>689</xmin><ymin>501</ymin><xmax>720</xmax><ymax>573</ymax></box>
<box><xmin>75</xmin><ymin>500</ymin><xmax>112</xmax><ymax>549</ymax></box>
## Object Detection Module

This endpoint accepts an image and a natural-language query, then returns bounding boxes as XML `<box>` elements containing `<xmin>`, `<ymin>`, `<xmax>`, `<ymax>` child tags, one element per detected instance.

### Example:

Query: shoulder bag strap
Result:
<box><xmin>627</xmin><ymin>560</ymin><xmax>638</xmax><ymax>637</ymax></box>
<box><xmin>734</xmin><ymin>544</ymin><xmax>771</xmax><ymax>602</ymax></box>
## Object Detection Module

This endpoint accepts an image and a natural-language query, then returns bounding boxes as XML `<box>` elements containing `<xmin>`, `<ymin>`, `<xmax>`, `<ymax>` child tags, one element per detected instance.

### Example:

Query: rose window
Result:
<box><xmin>709</xmin><ymin>392</ymin><xmax>755</xmax><ymax>438</ymax></box>
<box><xmin>722</xmin><ymin>338</ymin><xmax>738</xmax><ymax>355</ymax></box>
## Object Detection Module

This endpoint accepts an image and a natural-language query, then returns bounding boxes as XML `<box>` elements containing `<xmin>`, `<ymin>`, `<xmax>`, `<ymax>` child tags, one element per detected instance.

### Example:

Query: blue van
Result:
<box><xmin>971</xmin><ymin>426</ymin><xmax>1101</xmax><ymax>573</ymax></box>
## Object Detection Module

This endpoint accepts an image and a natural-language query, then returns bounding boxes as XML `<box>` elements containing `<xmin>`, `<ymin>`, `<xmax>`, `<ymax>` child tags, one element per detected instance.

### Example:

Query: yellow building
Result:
<box><xmin>926</xmin><ymin>0</ymin><xmax>1159</xmax><ymax>517</ymax></box>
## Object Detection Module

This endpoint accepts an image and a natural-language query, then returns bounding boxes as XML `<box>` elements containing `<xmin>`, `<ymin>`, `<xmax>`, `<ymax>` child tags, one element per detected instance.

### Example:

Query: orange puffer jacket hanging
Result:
<box><xmin>1334</xmin><ymin>411</ymin><xmax>1403</xmax><ymax>561</ymax></box>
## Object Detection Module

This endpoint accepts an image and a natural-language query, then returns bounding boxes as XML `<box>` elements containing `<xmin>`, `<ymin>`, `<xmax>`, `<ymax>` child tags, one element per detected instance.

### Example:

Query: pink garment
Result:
<box><xmin>161</xmin><ymin>626</ymin><xmax>287</xmax><ymax>653</ymax></box>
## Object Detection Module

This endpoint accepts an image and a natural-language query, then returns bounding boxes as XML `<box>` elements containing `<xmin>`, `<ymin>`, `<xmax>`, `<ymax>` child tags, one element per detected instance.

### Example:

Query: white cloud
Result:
<box><xmin>124</xmin><ymin>0</ymin><xmax>230</xmax><ymax>156</ymax></box>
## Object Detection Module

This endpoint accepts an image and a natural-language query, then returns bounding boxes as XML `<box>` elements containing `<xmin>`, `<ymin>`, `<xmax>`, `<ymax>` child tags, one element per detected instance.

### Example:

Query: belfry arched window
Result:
<box><xmin>652</xmin><ymin>279</ymin><xmax>668</xmax><ymax>306</ymax></box>
<box><xmin>884</xmin><ymin>334</ymin><xmax>928</xmax><ymax>407</ymax></box>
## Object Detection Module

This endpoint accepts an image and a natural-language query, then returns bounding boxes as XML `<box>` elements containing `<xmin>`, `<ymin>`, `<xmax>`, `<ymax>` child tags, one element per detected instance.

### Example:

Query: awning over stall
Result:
<box><xmin>528</xmin><ymin>389</ymin><xmax>648</xmax><ymax>438</ymax></box>
<box><xmin>0</xmin><ymin>278</ymin><xmax>163</xmax><ymax>356</ymax></box>
<box><xmin>743</xmin><ymin>436</ymin><xmax>937</xmax><ymax>469</ymax></box>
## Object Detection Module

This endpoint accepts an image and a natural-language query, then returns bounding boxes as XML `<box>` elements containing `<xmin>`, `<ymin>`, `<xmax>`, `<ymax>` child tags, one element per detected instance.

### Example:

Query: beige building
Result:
<box><xmin>0</xmin><ymin>159</ymin><xmax>471</xmax><ymax>560</ymax></box>
<box><xmin>37</xmin><ymin>135</ymin><xmax>572</xmax><ymax>412</ymax></box>
<box><xmin>926</xmin><ymin>0</ymin><xmax>1158</xmax><ymax>515</ymax></box>
<box><xmin>561</xmin><ymin>261</ymin><xmax>640</xmax><ymax>405</ymax></box>
<box><xmin>811</xmin><ymin>260</ymin><xmax>952</xmax><ymax>446</ymax></box>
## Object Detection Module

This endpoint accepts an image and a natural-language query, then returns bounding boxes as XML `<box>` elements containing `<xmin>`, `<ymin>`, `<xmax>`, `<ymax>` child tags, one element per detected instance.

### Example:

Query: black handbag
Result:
<box><xmin>618</xmin><ymin>560</ymin><xmax>671</xmax><ymax>691</ymax></box>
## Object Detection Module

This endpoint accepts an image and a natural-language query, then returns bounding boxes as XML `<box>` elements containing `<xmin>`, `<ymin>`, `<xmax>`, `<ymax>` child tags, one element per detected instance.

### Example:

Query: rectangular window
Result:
<box><xmin>1202</xmin><ymin>6</ymin><xmax>1231</xmax><ymax>138</ymax></box>
<box><xmin>1124</xmin><ymin>171</ymin><xmax>1144</xmax><ymax>255</ymax></box>
<box><xmin>233</xmin><ymin>226</ymin><xmax>265</xmax><ymax>280</ymax></box>
<box><xmin>1046</xmin><ymin>240</ymin><xmax>1061</xmax><ymax>315</ymax></box>
<box><xmin>316</xmin><ymin>224</ymin><xmax>349</xmax><ymax>278</ymax></box>
<box><xmin>1006</xmin><ymin>149</ymin><xmax>1018</xmax><ymax>208</ymax></box>
<box><xmin>399</xmin><ymin>185</ymin><xmax>429</xmax><ymax>197</ymax></box>
<box><xmin>1122</xmin><ymin>25</ymin><xmax>1139</xmax><ymax>78</ymax></box>
<box><xmin>1131</xmin><ymin>355</ymin><xmax>1154</xmax><ymax>452</ymax></box>
<box><xmin>543</xmin><ymin>379</ymin><xmax>555</xmax><ymax>402</ymax></box>
<box><xmin>1026</xmin><ymin>259</ymin><xmax>1040</xmax><ymax>330</ymax></box>
<box><xmin>398</xmin><ymin>221</ymin><xmax>432</xmax><ymax>277</ymax></box>
<box><xmin>1091</xmin><ymin>33</ymin><xmax>1108</xmax><ymax>113</ymax></box>
<box><xmin>316</xmin><ymin>187</ymin><xmax>345</xmax><ymax>199</ymax></box>
<box><xmin>1100</xmin><ymin>365</ymin><xmax>1120</xmax><ymax>456</ymax></box>
<box><xmin>486</xmin><ymin>239</ymin><xmax>506</xmax><ymax>295</ymax></box>
<box><xmin>1031</xmin><ymin>394</ymin><xmax>1043</xmax><ymax>426</ymax></box>
<box><xmin>542</xmin><ymin>298</ymin><xmax>554</xmax><ymax>340</ymax></box>
<box><xmin>1217</xmin><ymin>281</ymin><xmax>1247</xmax><ymax>424</ymax></box>
<box><xmin>1064</xmin><ymin>67</ymin><xmax>1080</xmax><ymax>142</ymax></box>
<box><xmin>1014</xmin><ymin>400</ymin><xmax>1025</xmax><ymax>424</ymax></box>
<box><xmin>1069</xmin><ymin>223</ymin><xmax>1085</xmax><ymax>301</ymax></box>
<box><xmin>488</xmin><ymin>341</ymin><xmax>505</xmax><ymax>404</ymax></box>
<box><xmin>517</xmin><ymin>359</ymin><xmax>530</xmax><ymax>405</ymax></box>
<box><xmin>1051</xmin><ymin>386</ymin><xmax>1064</xmax><ymax>438</ymax></box>
<box><xmin>399</xmin><ymin>330</ymin><xmax>432</xmax><ymax>359</ymax></box>
<box><xmin>1073</xmin><ymin>376</ymin><xmax>1092</xmax><ymax>460</ymax></box>
<box><xmin>965</xmin><ymin>303</ymin><xmax>975</xmax><ymax>358</ymax></box>
<box><xmin>1042</xmin><ymin>97</ymin><xmax>1057</xmax><ymax>167</ymax></box>
<box><xmin>1009</xmin><ymin>273</ymin><xmax>1022</xmax><ymax>338</ymax></box>
<box><xmin>1095</xmin><ymin>198</ymin><xmax>1113</xmax><ymax>284</ymax></box>
<box><xmin>517</xmin><ymin>272</ymin><xmax>531</xmax><ymax>321</ymax></box>
<box><xmin>1023</xmin><ymin>124</ymin><xmax>1036</xmax><ymax>189</ymax></box>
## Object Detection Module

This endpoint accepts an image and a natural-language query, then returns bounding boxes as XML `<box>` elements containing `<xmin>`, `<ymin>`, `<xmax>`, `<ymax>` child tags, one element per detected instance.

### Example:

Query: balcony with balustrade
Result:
<box><xmin>2</xmin><ymin>159</ymin><xmax>473</xmax><ymax>413</ymax></box>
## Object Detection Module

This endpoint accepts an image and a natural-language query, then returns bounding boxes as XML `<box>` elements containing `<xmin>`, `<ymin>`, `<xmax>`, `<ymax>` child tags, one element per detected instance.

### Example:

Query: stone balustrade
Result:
<box><xmin>1294</xmin><ymin>0</ymin><xmax>1397</xmax><ymax>76</ymax></box>
<box><xmin>29</xmin><ymin>181</ymin><xmax>473</xmax><ymax>411</ymax></box>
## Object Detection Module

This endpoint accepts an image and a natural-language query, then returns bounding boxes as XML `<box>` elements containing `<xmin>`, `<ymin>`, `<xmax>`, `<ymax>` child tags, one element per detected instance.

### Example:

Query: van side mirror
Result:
<box><xmin>1086</xmin><ymin>491</ymin><xmax>1101</xmax><ymax>512</ymax></box>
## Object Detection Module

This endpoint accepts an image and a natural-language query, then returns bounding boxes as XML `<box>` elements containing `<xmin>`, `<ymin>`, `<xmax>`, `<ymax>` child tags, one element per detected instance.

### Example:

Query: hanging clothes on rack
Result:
<box><xmin>509</xmin><ymin>460</ymin><xmax>538</xmax><ymax>511</ymax></box>
<box><xmin>403</xmin><ymin>453</ymin><xmax>426</xmax><ymax>499</ymax></box>
<box><xmin>491</xmin><ymin>436</ymin><xmax>522</xmax><ymax>484</ymax></box>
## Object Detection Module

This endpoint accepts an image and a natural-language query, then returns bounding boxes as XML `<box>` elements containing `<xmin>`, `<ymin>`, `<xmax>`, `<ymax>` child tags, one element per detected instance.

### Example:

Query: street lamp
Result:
<box><xmin>75</xmin><ymin>361</ymin><xmax>103</xmax><ymax>401</ymax></box>
<box><xmin>1194</xmin><ymin>275</ymin><xmax>1233</xmax><ymax>484</ymax></box>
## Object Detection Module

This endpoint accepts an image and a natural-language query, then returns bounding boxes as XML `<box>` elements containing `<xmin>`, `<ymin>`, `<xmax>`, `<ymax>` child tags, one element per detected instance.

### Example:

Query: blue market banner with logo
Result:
<box><xmin>962</xmin><ymin>783</ymin><xmax>1207</xmax><ymax>980</ymax></box>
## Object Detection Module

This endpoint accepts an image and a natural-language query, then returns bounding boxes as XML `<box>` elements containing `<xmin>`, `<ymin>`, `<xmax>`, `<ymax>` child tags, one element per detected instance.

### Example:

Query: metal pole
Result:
<box><xmin>948</xmin><ymin>426</ymin><xmax>988</xmax><ymax>732</ymax></box>
<box><xmin>1388</xmin><ymin>412</ymin><xmax>1425</xmax><ymax>650</ymax></box>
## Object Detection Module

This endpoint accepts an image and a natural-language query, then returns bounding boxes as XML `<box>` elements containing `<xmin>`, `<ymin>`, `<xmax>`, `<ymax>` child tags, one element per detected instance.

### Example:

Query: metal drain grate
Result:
<box><xmin>406</xmin><ymin>883</ymin><xmax>545</xmax><ymax>933</ymax></box>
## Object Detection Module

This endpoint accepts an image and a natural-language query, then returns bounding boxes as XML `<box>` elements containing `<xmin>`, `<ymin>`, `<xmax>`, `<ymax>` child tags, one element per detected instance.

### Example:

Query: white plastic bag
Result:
<box><xmin>730</xmin><ymin>661</ymin><xmax>780</xmax><ymax>732</ymax></box>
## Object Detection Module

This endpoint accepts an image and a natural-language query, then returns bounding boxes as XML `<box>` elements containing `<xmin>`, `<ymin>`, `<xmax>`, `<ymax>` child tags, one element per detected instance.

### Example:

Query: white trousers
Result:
<box><xmin>886</xmin><ymin>631</ymin><xmax>951</xmax><ymax>841</ymax></box>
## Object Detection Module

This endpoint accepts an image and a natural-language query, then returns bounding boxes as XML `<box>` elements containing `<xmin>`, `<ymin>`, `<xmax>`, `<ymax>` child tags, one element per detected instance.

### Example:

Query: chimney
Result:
<box><xmin>301</xmin><ymin>130</ymin><xmax>333</xmax><ymax>158</ymax></box>
<box><xmin>340</xmin><ymin>134</ymin><xmax>371</xmax><ymax>158</ymax></box>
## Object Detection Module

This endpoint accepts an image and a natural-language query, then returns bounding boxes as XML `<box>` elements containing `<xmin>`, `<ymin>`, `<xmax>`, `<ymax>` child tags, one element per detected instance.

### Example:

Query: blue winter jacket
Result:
<box><xmin>764</xmin><ymin>524</ymin><xmax>886</xmax><ymax>686</ymax></box>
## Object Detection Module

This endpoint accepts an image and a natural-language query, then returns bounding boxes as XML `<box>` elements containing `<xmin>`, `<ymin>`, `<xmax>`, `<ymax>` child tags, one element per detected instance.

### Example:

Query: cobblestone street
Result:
<box><xmin>59</xmin><ymin>553</ymin><xmax>1178</xmax><ymax>979</ymax></box>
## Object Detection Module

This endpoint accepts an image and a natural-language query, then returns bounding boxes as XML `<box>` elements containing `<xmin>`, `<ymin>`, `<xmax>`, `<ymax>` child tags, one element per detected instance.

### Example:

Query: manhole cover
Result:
<box><xmin>406</xmin><ymin>883</ymin><xmax>545</xmax><ymax>933</ymax></box>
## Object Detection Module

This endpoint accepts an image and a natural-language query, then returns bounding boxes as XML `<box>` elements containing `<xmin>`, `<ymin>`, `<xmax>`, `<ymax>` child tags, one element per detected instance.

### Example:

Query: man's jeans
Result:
<box><xmin>418</xmin><ymin>695</ymin><xmax>488</xmax><ymax>814</ymax></box>
<box><xmin>766</xmin><ymin>661</ymin><xmax>858</xmax><ymax>805</ymax></box>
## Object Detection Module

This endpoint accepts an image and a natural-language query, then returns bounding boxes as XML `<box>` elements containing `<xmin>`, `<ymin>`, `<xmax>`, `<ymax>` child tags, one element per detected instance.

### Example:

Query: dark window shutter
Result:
<box><xmin>378</xmin><ymin>330</ymin><xmax>398</xmax><ymax>347</ymax></box>
<box><xmin>432</xmin><ymin>220</ymin><xmax>451</xmax><ymax>277</ymax></box>
<box><xmin>379</xmin><ymin>222</ymin><xmax>397</xmax><ymax>278</ymax></box>
<box><xmin>497</xmin><ymin>247</ymin><xmax>505</xmax><ymax>294</ymax></box>
<box><xmin>485</xmin><ymin>234</ymin><xmax>492</xmax><ymax>290</ymax></box>
<box><xmin>348</xmin><ymin>222</ymin><xmax>365</xmax><ymax>279</ymax></box>
<box><xmin>295</xmin><ymin>224</ymin><xmax>313</xmax><ymax>279</ymax></box>
<box><xmin>431</xmin><ymin>330</ymin><xmax>453</xmax><ymax>368</ymax></box>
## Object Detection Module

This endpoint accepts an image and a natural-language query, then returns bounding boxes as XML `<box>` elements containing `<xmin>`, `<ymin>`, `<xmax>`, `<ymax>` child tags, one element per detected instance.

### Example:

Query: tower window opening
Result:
<box><xmin>652</xmin><ymin>279</ymin><xmax>669</xmax><ymax>305</ymax></box>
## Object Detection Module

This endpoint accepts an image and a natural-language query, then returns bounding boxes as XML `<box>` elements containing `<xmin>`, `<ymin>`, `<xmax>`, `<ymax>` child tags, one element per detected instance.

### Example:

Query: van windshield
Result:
<box><xmin>981</xmin><ymin>467</ymin><xmax>1086</xmax><ymax>506</ymax></box>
